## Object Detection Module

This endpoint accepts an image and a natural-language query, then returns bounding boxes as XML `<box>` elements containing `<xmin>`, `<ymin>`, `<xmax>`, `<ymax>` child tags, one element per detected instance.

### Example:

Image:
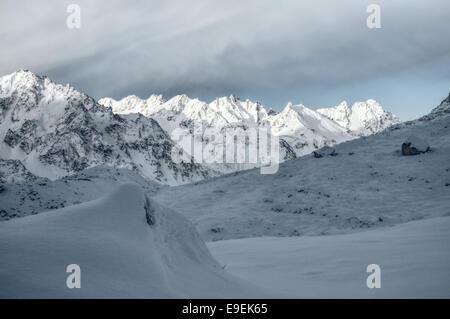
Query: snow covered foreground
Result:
<box><xmin>209</xmin><ymin>216</ymin><xmax>450</xmax><ymax>298</ymax></box>
<box><xmin>0</xmin><ymin>183</ymin><xmax>264</xmax><ymax>298</ymax></box>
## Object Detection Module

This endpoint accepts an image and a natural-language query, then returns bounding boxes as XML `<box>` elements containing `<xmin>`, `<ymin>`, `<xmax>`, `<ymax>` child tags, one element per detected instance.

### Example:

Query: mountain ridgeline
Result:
<box><xmin>1</xmin><ymin>70</ymin><xmax>400</xmax><ymax>184</ymax></box>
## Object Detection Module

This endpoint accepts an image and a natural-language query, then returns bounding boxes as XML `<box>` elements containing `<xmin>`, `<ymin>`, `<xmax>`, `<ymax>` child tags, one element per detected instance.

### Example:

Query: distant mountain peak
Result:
<box><xmin>317</xmin><ymin>99</ymin><xmax>400</xmax><ymax>136</ymax></box>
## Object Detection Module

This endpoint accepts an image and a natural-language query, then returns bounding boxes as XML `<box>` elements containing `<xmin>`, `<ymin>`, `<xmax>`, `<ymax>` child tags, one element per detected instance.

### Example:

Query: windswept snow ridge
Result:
<box><xmin>0</xmin><ymin>183</ymin><xmax>263</xmax><ymax>298</ymax></box>
<box><xmin>0</xmin><ymin>166</ymin><xmax>162</xmax><ymax>221</ymax></box>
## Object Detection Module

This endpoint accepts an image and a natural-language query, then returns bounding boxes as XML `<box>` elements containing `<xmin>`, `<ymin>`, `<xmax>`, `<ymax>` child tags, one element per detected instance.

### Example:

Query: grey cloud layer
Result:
<box><xmin>1</xmin><ymin>0</ymin><xmax>449</xmax><ymax>105</ymax></box>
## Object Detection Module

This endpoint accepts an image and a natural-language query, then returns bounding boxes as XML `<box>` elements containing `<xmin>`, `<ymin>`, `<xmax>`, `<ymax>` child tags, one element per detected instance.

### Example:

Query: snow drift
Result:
<box><xmin>0</xmin><ymin>183</ymin><xmax>261</xmax><ymax>298</ymax></box>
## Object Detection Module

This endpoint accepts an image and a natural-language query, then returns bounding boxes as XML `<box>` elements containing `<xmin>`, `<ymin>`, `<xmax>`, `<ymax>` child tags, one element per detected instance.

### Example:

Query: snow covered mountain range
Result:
<box><xmin>0</xmin><ymin>70</ymin><xmax>399</xmax><ymax>185</ymax></box>
<box><xmin>0</xmin><ymin>70</ymin><xmax>210</xmax><ymax>185</ymax></box>
<box><xmin>99</xmin><ymin>92</ymin><xmax>400</xmax><ymax>168</ymax></box>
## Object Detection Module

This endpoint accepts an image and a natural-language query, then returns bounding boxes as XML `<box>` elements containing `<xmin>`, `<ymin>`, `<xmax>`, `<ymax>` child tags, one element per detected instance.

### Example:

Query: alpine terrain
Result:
<box><xmin>0</xmin><ymin>69</ymin><xmax>448</xmax><ymax>298</ymax></box>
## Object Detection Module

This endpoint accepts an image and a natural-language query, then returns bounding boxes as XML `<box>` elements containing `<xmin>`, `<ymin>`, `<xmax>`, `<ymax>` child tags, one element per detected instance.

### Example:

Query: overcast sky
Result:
<box><xmin>1</xmin><ymin>0</ymin><xmax>450</xmax><ymax>120</ymax></box>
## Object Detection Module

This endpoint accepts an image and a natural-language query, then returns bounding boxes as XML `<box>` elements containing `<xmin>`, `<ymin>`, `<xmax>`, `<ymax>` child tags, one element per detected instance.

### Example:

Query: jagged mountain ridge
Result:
<box><xmin>0</xmin><ymin>69</ymin><xmax>401</xmax><ymax>183</ymax></box>
<box><xmin>317</xmin><ymin>100</ymin><xmax>400</xmax><ymax>136</ymax></box>
<box><xmin>99</xmin><ymin>92</ymin><xmax>399</xmax><ymax>166</ymax></box>
<box><xmin>101</xmin><ymin>94</ymin><xmax>299</xmax><ymax>173</ymax></box>
<box><xmin>0</xmin><ymin>70</ymin><xmax>211</xmax><ymax>185</ymax></box>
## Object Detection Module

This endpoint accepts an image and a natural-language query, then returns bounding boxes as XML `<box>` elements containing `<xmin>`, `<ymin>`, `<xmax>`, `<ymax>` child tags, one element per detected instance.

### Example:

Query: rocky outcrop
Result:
<box><xmin>401</xmin><ymin>136</ymin><xmax>430</xmax><ymax>156</ymax></box>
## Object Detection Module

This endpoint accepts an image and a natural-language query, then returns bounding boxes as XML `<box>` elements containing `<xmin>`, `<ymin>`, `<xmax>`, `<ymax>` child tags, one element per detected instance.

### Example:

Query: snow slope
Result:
<box><xmin>0</xmin><ymin>183</ymin><xmax>263</xmax><ymax>298</ymax></box>
<box><xmin>209</xmin><ymin>216</ymin><xmax>450</xmax><ymax>298</ymax></box>
<box><xmin>420</xmin><ymin>92</ymin><xmax>450</xmax><ymax>121</ymax></box>
<box><xmin>155</xmin><ymin>95</ymin><xmax>450</xmax><ymax>241</ymax></box>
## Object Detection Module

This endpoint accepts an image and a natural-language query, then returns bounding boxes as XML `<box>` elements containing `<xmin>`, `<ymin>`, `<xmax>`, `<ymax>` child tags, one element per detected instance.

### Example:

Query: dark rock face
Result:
<box><xmin>144</xmin><ymin>196</ymin><xmax>155</xmax><ymax>226</ymax></box>
<box><xmin>0</xmin><ymin>159</ymin><xmax>38</xmax><ymax>183</ymax></box>
<box><xmin>4</xmin><ymin>129</ymin><xmax>20</xmax><ymax>147</ymax></box>
<box><xmin>279</xmin><ymin>139</ymin><xmax>297</xmax><ymax>161</ymax></box>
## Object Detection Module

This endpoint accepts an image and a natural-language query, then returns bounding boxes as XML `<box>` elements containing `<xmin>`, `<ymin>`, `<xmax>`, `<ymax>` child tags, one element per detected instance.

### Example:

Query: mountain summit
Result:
<box><xmin>0</xmin><ymin>70</ymin><xmax>210</xmax><ymax>185</ymax></box>
<box><xmin>317</xmin><ymin>99</ymin><xmax>400</xmax><ymax>136</ymax></box>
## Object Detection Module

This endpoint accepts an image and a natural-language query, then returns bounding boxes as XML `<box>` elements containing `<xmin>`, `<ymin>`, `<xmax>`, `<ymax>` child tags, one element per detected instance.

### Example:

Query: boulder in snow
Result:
<box><xmin>313</xmin><ymin>146</ymin><xmax>338</xmax><ymax>158</ymax></box>
<box><xmin>401</xmin><ymin>135</ymin><xmax>430</xmax><ymax>156</ymax></box>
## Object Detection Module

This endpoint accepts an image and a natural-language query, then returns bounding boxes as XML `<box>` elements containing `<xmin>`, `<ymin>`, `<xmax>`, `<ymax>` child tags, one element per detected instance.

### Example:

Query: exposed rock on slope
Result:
<box><xmin>401</xmin><ymin>135</ymin><xmax>430</xmax><ymax>156</ymax></box>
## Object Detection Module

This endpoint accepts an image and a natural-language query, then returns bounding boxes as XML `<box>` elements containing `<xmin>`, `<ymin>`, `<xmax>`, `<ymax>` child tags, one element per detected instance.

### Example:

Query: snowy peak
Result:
<box><xmin>317</xmin><ymin>99</ymin><xmax>400</xmax><ymax>136</ymax></box>
<box><xmin>267</xmin><ymin>102</ymin><xmax>353</xmax><ymax>155</ymax></box>
<box><xmin>98</xmin><ymin>94</ymin><xmax>166</xmax><ymax>117</ymax></box>
<box><xmin>269</xmin><ymin>102</ymin><xmax>350</xmax><ymax>136</ymax></box>
<box><xmin>0</xmin><ymin>70</ymin><xmax>211</xmax><ymax>185</ymax></box>
<box><xmin>0</xmin><ymin>69</ymin><xmax>49</xmax><ymax>95</ymax></box>
<box><xmin>208</xmin><ymin>95</ymin><xmax>267</xmax><ymax>124</ymax></box>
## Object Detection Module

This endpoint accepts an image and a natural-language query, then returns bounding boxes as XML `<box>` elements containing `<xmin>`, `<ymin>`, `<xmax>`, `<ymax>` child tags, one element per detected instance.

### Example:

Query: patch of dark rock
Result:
<box><xmin>401</xmin><ymin>136</ymin><xmax>430</xmax><ymax>156</ymax></box>
<box><xmin>313</xmin><ymin>151</ymin><xmax>323</xmax><ymax>158</ymax></box>
<box><xmin>144</xmin><ymin>196</ymin><xmax>155</xmax><ymax>226</ymax></box>
<box><xmin>210</xmin><ymin>227</ymin><xmax>223</xmax><ymax>233</ymax></box>
<box><xmin>292</xmin><ymin>207</ymin><xmax>313</xmax><ymax>214</ymax></box>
